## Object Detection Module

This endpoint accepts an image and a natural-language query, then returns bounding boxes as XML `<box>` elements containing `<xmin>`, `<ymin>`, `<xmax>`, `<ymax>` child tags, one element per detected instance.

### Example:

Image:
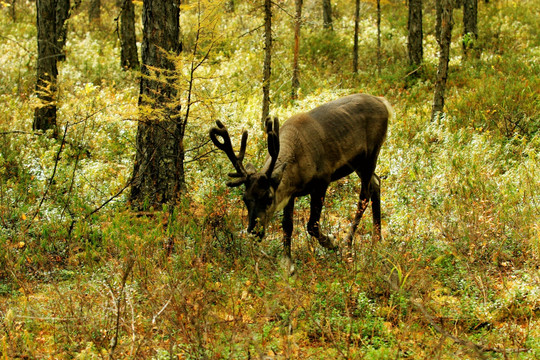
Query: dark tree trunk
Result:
<box><xmin>462</xmin><ymin>0</ymin><xmax>478</xmax><ymax>56</ymax></box>
<box><xmin>435</xmin><ymin>0</ymin><xmax>442</xmax><ymax>43</ymax></box>
<box><xmin>291</xmin><ymin>0</ymin><xmax>302</xmax><ymax>100</ymax></box>
<box><xmin>225</xmin><ymin>0</ymin><xmax>234</xmax><ymax>12</ymax></box>
<box><xmin>34</xmin><ymin>0</ymin><xmax>58</xmax><ymax>136</ymax></box>
<box><xmin>408</xmin><ymin>0</ymin><xmax>423</xmax><ymax>69</ymax></box>
<box><xmin>10</xmin><ymin>0</ymin><xmax>16</xmax><ymax>21</ymax></box>
<box><xmin>352</xmin><ymin>0</ymin><xmax>360</xmax><ymax>73</ymax></box>
<box><xmin>130</xmin><ymin>0</ymin><xmax>183</xmax><ymax>208</ymax></box>
<box><xmin>56</xmin><ymin>0</ymin><xmax>70</xmax><ymax>61</ymax></box>
<box><xmin>432</xmin><ymin>0</ymin><xmax>454</xmax><ymax>120</ymax></box>
<box><xmin>437</xmin><ymin>0</ymin><xmax>461</xmax><ymax>42</ymax></box>
<box><xmin>322</xmin><ymin>0</ymin><xmax>332</xmax><ymax>30</ymax></box>
<box><xmin>118</xmin><ymin>0</ymin><xmax>139</xmax><ymax>69</ymax></box>
<box><xmin>262</xmin><ymin>0</ymin><xmax>272</xmax><ymax>124</ymax></box>
<box><xmin>89</xmin><ymin>0</ymin><xmax>101</xmax><ymax>26</ymax></box>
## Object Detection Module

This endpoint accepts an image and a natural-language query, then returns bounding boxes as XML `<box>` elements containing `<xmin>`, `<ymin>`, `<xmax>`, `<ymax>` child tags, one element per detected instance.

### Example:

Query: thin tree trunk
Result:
<box><xmin>408</xmin><ymin>0</ymin><xmax>423</xmax><ymax>71</ymax></box>
<box><xmin>435</xmin><ymin>0</ymin><xmax>442</xmax><ymax>43</ymax></box>
<box><xmin>10</xmin><ymin>0</ymin><xmax>16</xmax><ymax>21</ymax></box>
<box><xmin>432</xmin><ymin>0</ymin><xmax>454</xmax><ymax>120</ymax></box>
<box><xmin>262</xmin><ymin>0</ymin><xmax>272</xmax><ymax>124</ymax></box>
<box><xmin>291</xmin><ymin>0</ymin><xmax>303</xmax><ymax>100</ymax></box>
<box><xmin>462</xmin><ymin>0</ymin><xmax>478</xmax><ymax>57</ymax></box>
<box><xmin>89</xmin><ymin>0</ymin><xmax>101</xmax><ymax>26</ymax></box>
<box><xmin>34</xmin><ymin>0</ymin><xmax>58</xmax><ymax>136</ymax></box>
<box><xmin>352</xmin><ymin>0</ymin><xmax>360</xmax><ymax>73</ymax></box>
<box><xmin>226</xmin><ymin>0</ymin><xmax>234</xmax><ymax>12</ymax></box>
<box><xmin>130</xmin><ymin>0</ymin><xmax>183</xmax><ymax>208</ymax></box>
<box><xmin>118</xmin><ymin>0</ymin><xmax>139</xmax><ymax>69</ymax></box>
<box><xmin>322</xmin><ymin>0</ymin><xmax>332</xmax><ymax>30</ymax></box>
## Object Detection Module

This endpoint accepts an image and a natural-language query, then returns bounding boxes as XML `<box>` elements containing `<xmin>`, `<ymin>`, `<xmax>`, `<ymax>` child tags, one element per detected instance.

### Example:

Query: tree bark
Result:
<box><xmin>291</xmin><ymin>0</ymin><xmax>302</xmax><ymax>100</ymax></box>
<box><xmin>408</xmin><ymin>0</ymin><xmax>423</xmax><ymax>69</ymax></box>
<box><xmin>56</xmin><ymin>0</ymin><xmax>70</xmax><ymax>61</ymax></box>
<box><xmin>10</xmin><ymin>0</ymin><xmax>16</xmax><ymax>21</ymax></box>
<box><xmin>322</xmin><ymin>0</ymin><xmax>332</xmax><ymax>30</ymax></box>
<box><xmin>34</xmin><ymin>0</ymin><xmax>58</xmax><ymax>136</ymax></box>
<box><xmin>130</xmin><ymin>0</ymin><xmax>183</xmax><ymax>208</ymax></box>
<box><xmin>118</xmin><ymin>0</ymin><xmax>139</xmax><ymax>69</ymax></box>
<box><xmin>432</xmin><ymin>0</ymin><xmax>454</xmax><ymax>120</ymax></box>
<box><xmin>435</xmin><ymin>0</ymin><xmax>442</xmax><ymax>43</ymax></box>
<box><xmin>88</xmin><ymin>0</ymin><xmax>101</xmax><ymax>26</ymax></box>
<box><xmin>225</xmin><ymin>0</ymin><xmax>235</xmax><ymax>12</ymax></box>
<box><xmin>462</xmin><ymin>0</ymin><xmax>478</xmax><ymax>56</ymax></box>
<box><xmin>262</xmin><ymin>0</ymin><xmax>272</xmax><ymax>124</ymax></box>
<box><xmin>352</xmin><ymin>0</ymin><xmax>360</xmax><ymax>73</ymax></box>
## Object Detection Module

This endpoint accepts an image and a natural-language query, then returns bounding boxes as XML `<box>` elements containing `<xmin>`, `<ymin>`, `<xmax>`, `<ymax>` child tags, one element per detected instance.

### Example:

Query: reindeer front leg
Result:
<box><xmin>282</xmin><ymin>197</ymin><xmax>295</xmax><ymax>260</ymax></box>
<box><xmin>307</xmin><ymin>187</ymin><xmax>337</xmax><ymax>251</ymax></box>
<box><xmin>282</xmin><ymin>197</ymin><xmax>296</xmax><ymax>274</ymax></box>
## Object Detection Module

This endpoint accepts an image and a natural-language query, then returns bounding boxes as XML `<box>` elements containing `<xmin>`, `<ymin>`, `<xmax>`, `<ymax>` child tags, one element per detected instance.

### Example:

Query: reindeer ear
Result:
<box><xmin>245</xmin><ymin>163</ymin><xmax>256</xmax><ymax>175</ymax></box>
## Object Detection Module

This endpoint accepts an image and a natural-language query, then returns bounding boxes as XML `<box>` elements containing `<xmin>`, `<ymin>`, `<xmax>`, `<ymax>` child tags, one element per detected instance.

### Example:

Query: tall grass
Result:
<box><xmin>0</xmin><ymin>1</ymin><xmax>538</xmax><ymax>358</ymax></box>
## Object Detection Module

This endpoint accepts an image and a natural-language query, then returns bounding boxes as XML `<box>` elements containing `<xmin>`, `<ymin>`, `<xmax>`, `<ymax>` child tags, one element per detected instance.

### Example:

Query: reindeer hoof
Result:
<box><xmin>280</xmin><ymin>256</ymin><xmax>295</xmax><ymax>276</ymax></box>
<box><xmin>318</xmin><ymin>234</ymin><xmax>338</xmax><ymax>251</ymax></box>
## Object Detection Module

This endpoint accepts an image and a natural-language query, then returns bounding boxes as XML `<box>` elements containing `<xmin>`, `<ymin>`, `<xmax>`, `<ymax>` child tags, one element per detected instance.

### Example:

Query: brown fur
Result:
<box><xmin>210</xmin><ymin>94</ymin><xmax>392</xmax><ymax>266</ymax></box>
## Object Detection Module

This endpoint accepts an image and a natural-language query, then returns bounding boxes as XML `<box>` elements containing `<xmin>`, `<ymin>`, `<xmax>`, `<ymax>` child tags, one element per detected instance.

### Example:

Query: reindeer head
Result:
<box><xmin>210</xmin><ymin>118</ymin><xmax>281</xmax><ymax>239</ymax></box>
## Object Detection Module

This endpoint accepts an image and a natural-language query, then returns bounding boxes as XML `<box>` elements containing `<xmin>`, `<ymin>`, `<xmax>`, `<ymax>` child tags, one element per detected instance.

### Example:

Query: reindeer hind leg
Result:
<box><xmin>346</xmin><ymin>168</ymin><xmax>376</xmax><ymax>249</ymax></box>
<box><xmin>370</xmin><ymin>174</ymin><xmax>382</xmax><ymax>242</ymax></box>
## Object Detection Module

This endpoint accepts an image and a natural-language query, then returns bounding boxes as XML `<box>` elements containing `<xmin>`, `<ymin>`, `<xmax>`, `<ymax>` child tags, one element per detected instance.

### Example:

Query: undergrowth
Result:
<box><xmin>0</xmin><ymin>0</ymin><xmax>539</xmax><ymax>359</ymax></box>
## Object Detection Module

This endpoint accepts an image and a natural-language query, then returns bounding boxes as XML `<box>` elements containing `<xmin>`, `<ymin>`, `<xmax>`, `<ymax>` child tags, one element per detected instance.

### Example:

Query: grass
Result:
<box><xmin>1</xmin><ymin>0</ymin><xmax>539</xmax><ymax>358</ymax></box>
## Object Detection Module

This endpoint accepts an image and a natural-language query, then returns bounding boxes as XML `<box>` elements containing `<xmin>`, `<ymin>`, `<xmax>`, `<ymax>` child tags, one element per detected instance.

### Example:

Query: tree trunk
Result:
<box><xmin>462</xmin><ymin>0</ymin><xmax>478</xmax><ymax>56</ymax></box>
<box><xmin>130</xmin><ymin>0</ymin><xmax>183</xmax><ymax>208</ymax></box>
<box><xmin>352</xmin><ymin>0</ymin><xmax>360</xmax><ymax>73</ymax></box>
<box><xmin>118</xmin><ymin>0</ymin><xmax>139</xmax><ymax>69</ymax></box>
<box><xmin>225</xmin><ymin>0</ymin><xmax>234</xmax><ymax>12</ymax></box>
<box><xmin>291</xmin><ymin>0</ymin><xmax>302</xmax><ymax>100</ymax></box>
<box><xmin>34</xmin><ymin>0</ymin><xmax>58</xmax><ymax>136</ymax></box>
<box><xmin>322</xmin><ymin>0</ymin><xmax>332</xmax><ymax>30</ymax></box>
<box><xmin>89</xmin><ymin>0</ymin><xmax>101</xmax><ymax>26</ymax></box>
<box><xmin>435</xmin><ymin>0</ymin><xmax>442</xmax><ymax>43</ymax></box>
<box><xmin>408</xmin><ymin>0</ymin><xmax>423</xmax><ymax>70</ymax></box>
<box><xmin>262</xmin><ymin>0</ymin><xmax>272</xmax><ymax>124</ymax></box>
<box><xmin>10</xmin><ymin>0</ymin><xmax>16</xmax><ymax>21</ymax></box>
<box><xmin>56</xmin><ymin>0</ymin><xmax>70</xmax><ymax>61</ymax></box>
<box><xmin>432</xmin><ymin>0</ymin><xmax>454</xmax><ymax>120</ymax></box>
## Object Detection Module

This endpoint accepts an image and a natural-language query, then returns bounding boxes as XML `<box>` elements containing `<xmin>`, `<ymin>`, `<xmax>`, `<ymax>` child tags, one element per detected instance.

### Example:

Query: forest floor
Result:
<box><xmin>1</xmin><ymin>1</ymin><xmax>539</xmax><ymax>359</ymax></box>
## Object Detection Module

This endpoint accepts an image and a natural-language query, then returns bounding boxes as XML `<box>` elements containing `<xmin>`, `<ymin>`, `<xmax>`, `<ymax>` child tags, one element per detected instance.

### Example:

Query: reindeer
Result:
<box><xmin>210</xmin><ymin>94</ymin><xmax>391</xmax><ymax>268</ymax></box>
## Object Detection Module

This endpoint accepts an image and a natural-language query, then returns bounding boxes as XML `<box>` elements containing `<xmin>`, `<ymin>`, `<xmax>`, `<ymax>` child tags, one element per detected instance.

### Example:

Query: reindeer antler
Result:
<box><xmin>209</xmin><ymin>120</ymin><xmax>249</xmax><ymax>187</ymax></box>
<box><xmin>265</xmin><ymin>117</ymin><xmax>280</xmax><ymax>177</ymax></box>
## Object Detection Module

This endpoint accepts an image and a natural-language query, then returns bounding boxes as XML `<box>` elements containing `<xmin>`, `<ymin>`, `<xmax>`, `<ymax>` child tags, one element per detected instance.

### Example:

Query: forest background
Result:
<box><xmin>0</xmin><ymin>0</ymin><xmax>539</xmax><ymax>359</ymax></box>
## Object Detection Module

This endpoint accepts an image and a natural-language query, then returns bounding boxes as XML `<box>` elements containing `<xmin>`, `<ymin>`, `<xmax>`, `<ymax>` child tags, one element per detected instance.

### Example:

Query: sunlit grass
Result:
<box><xmin>1</xmin><ymin>1</ymin><xmax>539</xmax><ymax>358</ymax></box>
